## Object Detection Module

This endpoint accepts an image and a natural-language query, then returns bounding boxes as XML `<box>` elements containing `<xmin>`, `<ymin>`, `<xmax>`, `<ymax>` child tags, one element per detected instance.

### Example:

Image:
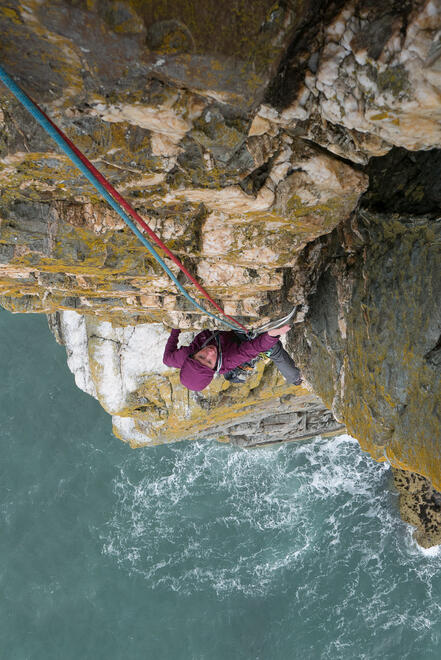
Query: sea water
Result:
<box><xmin>1</xmin><ymin>309</ymin><xmax>441</xmax><ymax>660</ymax></box>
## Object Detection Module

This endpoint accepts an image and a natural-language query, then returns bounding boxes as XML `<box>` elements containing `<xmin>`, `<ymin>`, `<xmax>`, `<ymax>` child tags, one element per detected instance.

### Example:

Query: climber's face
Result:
<box><xmin>193</xmin><ymin>344</ymin><xmax>218</xmax><ymax>370</ymax></box>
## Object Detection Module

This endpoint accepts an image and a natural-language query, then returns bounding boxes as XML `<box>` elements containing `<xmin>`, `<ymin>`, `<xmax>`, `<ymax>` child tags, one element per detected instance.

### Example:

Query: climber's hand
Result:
<box><xmin>267</xmin><ymin>324</ymin><xmax>291</xmax><ymax>337</ymax></box>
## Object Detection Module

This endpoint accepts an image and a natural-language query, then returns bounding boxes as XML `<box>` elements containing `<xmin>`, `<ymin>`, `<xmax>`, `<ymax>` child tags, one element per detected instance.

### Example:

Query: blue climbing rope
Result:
<box><xmin>0</xmin><ymin>64</ymin><xmax>247</xmax><ymax>331</ymax></box>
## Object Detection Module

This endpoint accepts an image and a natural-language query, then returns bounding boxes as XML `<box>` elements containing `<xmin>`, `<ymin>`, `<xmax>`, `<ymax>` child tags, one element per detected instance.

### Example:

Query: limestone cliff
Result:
<box><xmin>0</xmin><ymin>0</ymin><xmax>440</xmax><ymax>545</ymax></box>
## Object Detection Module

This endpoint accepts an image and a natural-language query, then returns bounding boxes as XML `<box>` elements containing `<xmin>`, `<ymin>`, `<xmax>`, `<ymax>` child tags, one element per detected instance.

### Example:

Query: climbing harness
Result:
<box><xmin>224</xmin><ymin>360</ymin><xmax>258</xmax><ymax>384</ymax></box>
<box><xmin>0</xmin><ymin>64</ymin><xmax>248</xmax><ymax>332</ymax></box>
<box><xmin>223</xmin><ymin>331</ymin><xmax>270</xmax><ymax>383</ymax></box>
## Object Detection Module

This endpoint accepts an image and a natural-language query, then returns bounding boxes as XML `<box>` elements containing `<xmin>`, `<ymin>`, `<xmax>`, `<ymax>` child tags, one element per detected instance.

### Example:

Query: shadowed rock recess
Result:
<box><xmin>0</xmin><ymin>0</ymin><xmax>439</xmax><ymax>545</ymax></box>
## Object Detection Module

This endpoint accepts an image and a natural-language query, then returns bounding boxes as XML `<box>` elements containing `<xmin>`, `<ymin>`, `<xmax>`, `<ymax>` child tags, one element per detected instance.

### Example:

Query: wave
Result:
<box><xmin>101</xmin><ymin>434</ymin><xmax>441</xmax><ymax>656</ymax></box>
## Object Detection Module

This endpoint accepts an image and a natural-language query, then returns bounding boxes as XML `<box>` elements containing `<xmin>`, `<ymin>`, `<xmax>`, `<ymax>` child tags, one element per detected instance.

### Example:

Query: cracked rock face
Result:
<box><xmin>266</xmin><ymin>0</ymin><xmax>441</xmax><ymax>162</ymax></box>
<box><xmin>0</xmin><ymin>0</ymin><xmax>440</xmax><ymax>543</ymax></box>
<box><xmin>290</xmin><ymin>207</ymin><xmax>441</xmax><ymax>479</ymax></box>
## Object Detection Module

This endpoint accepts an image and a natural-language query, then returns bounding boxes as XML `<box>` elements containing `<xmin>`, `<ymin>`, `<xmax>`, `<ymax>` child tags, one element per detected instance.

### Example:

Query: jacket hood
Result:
<box><xmin>180</xmin><ymin>356</ymin><xmax>214</xmax><ymax>391</ymax></box>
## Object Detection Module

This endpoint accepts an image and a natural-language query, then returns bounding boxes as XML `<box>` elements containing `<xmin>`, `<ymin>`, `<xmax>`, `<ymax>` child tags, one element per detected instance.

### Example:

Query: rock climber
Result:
<box><xmin>163</xmin><ymin>325</ymin><xmax>302</xmax><ymax>392</ymax></box>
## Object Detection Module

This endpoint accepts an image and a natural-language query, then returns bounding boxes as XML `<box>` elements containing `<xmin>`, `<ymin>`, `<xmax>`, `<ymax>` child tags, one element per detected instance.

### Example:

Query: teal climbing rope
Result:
<box><xmin>0</xmin><ymin>64</ymin><xmax>248</xmax><ymax>332</ymax></box>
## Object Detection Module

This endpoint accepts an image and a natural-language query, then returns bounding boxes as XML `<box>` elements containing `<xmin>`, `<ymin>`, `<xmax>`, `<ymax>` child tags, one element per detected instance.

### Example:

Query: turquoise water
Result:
<box><xmin>1</xmin><ymin>310</ymin><xmax>441</xmax><ymax>660</ymax></box>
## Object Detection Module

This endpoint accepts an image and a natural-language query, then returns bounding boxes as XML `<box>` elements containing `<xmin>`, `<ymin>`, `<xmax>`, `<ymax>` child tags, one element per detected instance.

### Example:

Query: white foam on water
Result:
<box><xmin>404</xmin><ymin>527</ymin><xmax>441</xmax><ymax>558</ymax></box>
<box><xmin>101</xmin><ymin>431</ymin><xmax>441</xmax><ymax>651</ymax></box>
<box><xmin>102</xmin><ymin>438</ymin><xmax>311</xmax><ymax>596</ymax></box>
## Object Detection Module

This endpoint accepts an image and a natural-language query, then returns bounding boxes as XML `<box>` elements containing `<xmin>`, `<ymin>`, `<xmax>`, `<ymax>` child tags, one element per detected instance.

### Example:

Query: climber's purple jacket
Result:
<box><xmin>163</xmin><ymin>328</ymin><xmax>279</xmax><ymax>391</ymax></box>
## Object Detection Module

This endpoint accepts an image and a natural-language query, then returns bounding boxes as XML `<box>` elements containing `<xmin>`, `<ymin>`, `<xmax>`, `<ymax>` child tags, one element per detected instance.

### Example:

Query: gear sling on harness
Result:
<box><xmin>0</xmin><ymin>64</ymin><xmax>248</xmax><ymax>333</ymax></box>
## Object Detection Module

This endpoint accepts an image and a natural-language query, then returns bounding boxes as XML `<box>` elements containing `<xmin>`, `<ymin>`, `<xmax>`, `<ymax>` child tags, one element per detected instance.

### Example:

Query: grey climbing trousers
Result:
<box><xmin>268</xmin><ymin>341</ymin><xmax>302</xmax><ymax>385</ymax></box>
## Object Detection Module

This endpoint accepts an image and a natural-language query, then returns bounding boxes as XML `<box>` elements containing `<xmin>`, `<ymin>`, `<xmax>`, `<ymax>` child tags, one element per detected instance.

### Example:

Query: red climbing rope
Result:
<box><xmin>39</xmin><ymin>108</ymin><xmax>248</xmax><ymax>332</ymax></box>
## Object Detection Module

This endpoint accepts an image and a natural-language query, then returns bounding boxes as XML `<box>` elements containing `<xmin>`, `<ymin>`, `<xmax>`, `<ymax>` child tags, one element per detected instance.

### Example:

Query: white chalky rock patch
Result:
<box><xmin>112</xmin><ymin>415</ymin><xmax>153</xmax><ymax>446</ymax></box>
<box><xmin>201</xmin><ymin>213</ymin><xmax>235</xmax><ymax>256</ymax></box>
<box><xmin>240</xmin><ymin>245</ymin><xmax>280</xmax><ymax>264</ymax></box>
<box><xmin>197</xmin><ymin>261</ymin><xmax>283</xmax><ymax>288</ymax></box>
<box><xmin>167</xmin><ymin>185</ymin><xmax>275</xmax><ymax>213</ymax></box>
<box><xmin>60</xmin><ymin>312</ymin><xmax>176</xmax><ymax>416</ymax></box>
<box><xmin>89</xmin><ymin>102</ymin><xmax>192</xmax><ymax>142</ymax></box>
<box><xmin>60</xmin><ymin>310</ymin><xmax>97</xmax><ymax>398</ymax></box>
<box><xmin>151</xmin><ymin>133</ymin><xmax>181</xmax><ymax>158</ymax></box>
